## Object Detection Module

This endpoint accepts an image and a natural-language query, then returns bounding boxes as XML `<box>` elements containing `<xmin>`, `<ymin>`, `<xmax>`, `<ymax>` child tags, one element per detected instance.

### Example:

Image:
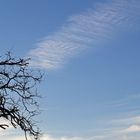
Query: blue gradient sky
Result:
<box><xmin>0</xmin><ymin>0</ymin><xmax>140</xmax><ymax>140</ymax></box>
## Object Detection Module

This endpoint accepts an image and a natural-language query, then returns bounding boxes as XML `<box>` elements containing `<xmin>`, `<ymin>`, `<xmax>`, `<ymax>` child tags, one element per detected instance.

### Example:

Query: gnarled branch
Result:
<box><xmin>0</xmin><ymin>52</ymin><xmax>42</xmax><ymax>140</ymax></box>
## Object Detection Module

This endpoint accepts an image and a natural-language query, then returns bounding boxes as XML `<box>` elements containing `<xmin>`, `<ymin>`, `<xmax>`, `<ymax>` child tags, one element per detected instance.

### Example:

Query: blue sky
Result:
<box><xmin>0</xmin><ymin>0</ymin><xmax>140</xmax><ymax>140</ymax></box>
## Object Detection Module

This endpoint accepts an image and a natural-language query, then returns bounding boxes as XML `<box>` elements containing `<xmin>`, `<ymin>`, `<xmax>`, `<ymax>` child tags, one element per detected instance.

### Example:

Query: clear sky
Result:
<box><xmin>0</xmin><ymin>0</ymin><xmax>140</xmax><ymax>140</ymax></box>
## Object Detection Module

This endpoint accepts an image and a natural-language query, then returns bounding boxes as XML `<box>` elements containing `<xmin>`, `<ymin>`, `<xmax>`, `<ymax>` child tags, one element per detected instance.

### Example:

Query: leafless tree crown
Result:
<box><xmin>0</xmin><ymin>52</ymin><xmax>42</xmax><ymax>140</ymax></box>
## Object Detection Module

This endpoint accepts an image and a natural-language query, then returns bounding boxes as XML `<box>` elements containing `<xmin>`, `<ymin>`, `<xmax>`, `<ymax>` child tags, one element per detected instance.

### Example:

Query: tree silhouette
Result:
<box><xmin>0</xmin><ymin>52</ymin><xmax>42</xmax><ymax>140</ymax></box>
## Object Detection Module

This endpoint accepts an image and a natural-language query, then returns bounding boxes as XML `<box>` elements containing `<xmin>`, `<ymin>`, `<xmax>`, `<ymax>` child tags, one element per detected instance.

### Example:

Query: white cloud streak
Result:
<box><xmin>1</xmin><ymin>131</ymin><xmax>140</xmax><ymax>140</ymax></box>
<box><xmin>122</xmin><ymin>124</ymin><xmax>140</xmax><ymax>133</ymax></box>
<box><xmin>28</xmin><ymin>0</ymin><xmax>140</xmax><ymax>70</ymax></box>
<box><xmin>1</xmin><ymin>115</ymin><xmax>140</xmax><ymax>140</ymax></box>
<box><xmin>2</xmin><ymin>114</ymin><xmax>140</xmax><ymax>140</ymax></box>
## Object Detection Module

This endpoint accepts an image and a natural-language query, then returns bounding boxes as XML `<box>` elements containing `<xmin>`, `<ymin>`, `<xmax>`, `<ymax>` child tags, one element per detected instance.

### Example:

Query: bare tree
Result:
<box><xmin>0</xmin><ymin>52</ymin><xmax>42</xmax><ymax>140</ymax></box>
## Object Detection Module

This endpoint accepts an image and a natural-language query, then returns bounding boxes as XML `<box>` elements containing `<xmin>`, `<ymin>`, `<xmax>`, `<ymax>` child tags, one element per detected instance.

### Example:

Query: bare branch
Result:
<box><xmin>0</xmin><ymin>52</ymin><xmax>42</xmax><ymax>140</ymax></box>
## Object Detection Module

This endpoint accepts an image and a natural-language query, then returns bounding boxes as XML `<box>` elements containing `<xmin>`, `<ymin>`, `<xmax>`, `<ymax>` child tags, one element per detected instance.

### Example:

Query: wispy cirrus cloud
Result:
<box><xmin>28</xmin><ymin>0</ymin><xmax>140</xmax><ymax>70</ymax></box>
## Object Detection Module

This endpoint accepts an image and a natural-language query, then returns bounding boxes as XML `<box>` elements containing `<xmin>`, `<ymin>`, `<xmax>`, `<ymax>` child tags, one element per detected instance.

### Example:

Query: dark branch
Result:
<box><xmin>0</xmin><ymin>52</ymin><xmax>42</xmax><ymax>140</ymax></box>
